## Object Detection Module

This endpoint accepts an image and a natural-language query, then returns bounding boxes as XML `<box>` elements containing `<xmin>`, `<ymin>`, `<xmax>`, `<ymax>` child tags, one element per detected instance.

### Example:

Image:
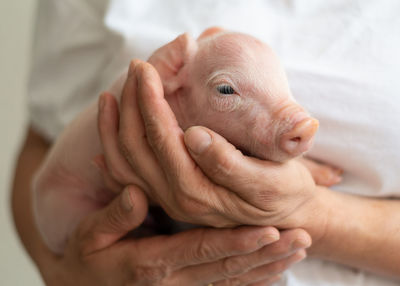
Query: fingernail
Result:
<box><xmin>184</xmin><ymin>127</ymin><xmax>212</xmax><ymax>155</ymax></box>
<box><xmin>135</xmin><ymin>61</ymin><xmax>147</xmax><ymax>81</ymax></box>
<box><xmin>258</xmin><ymin>233</ymin><xmax>280</xmax><ymax>246</ymax></box>
<box><xmin>291</xmin><ymin>237</ymin><xmax>310</xmax><ymax>250</ymax></box>
<box><xmin>128</xmin><ymin>60</ymin><xmax>138</xmax><ymax>76</ymax></box>
<box><xmin>121</xmin><ymin>188</ymin><xmax>133</xmax><ymax>211</ymax></box>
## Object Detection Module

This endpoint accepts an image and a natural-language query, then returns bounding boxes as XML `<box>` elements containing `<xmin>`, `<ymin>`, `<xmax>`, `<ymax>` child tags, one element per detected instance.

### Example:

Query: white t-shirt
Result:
<box><xmin>28</xmin><ymin>0</ymin><xmax>400</xmax><ymax>285</ymax></box>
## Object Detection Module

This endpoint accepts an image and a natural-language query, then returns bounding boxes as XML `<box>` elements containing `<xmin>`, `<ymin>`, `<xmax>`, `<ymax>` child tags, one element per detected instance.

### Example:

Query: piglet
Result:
<box><xmin>152</xmin><ymin>27</ymin><xmax>318</xmax><ymax>161</ymax></box>
<box><xmin>33</xmin><ymin>27</ymin><xmax>335</xmax><ymax>254</ymax></box>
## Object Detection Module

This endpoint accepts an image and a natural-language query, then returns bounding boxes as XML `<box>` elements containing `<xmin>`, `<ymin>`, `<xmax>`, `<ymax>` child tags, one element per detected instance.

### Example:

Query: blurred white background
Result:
<box><xmin>0</xmin><ymin>0</ymin><xmax>44</xmax><ymax>285</ymax></box>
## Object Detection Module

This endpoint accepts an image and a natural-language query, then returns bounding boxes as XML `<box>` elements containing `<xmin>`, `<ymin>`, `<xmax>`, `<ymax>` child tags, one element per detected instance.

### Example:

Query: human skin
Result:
<box><xmin>11</xmin><ymin>124</ymin><xmax>310</xmax><ymax>285</ymax></box>
<box><xmin>101</xmin><ymin>59</ymin><xmax>400</xmax><ymax>278</ymax></box>
<box><xmin>32</xmin><ymin>29</ymin><xmax>340</xmax><ymax>253</ymax></box>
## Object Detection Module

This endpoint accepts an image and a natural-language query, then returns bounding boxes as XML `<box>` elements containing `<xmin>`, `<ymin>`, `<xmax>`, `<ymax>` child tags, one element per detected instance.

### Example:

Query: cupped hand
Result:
<box><xmin>43</xmin><ymin>184</ymin><xmax>310</xmax><ymax>286</ymax></box>
<box><xmin>98</xmin><ymin>59</ymin><xmax>328</xmax><ymax>237</ymax></box>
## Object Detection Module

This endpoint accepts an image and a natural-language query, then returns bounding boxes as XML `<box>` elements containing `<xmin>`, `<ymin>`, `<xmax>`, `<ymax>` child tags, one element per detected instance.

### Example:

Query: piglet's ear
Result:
<box><xmin>148</xmin><ymin>33</ymin><xmax>197</xmax><ymax>95</ymax></box>
<box><xmin>198</xmin><ymin>26</ymin><xmax>225</xmax><ymax>40</ymax></box>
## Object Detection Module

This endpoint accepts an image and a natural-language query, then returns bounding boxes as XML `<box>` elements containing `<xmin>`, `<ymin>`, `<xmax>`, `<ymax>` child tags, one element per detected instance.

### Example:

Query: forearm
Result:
<box><xmin>308</xmin><ymin>186</ymin><xmax>400</xmax><ymax>278</ymax></box>
<box><xmin>10</xmin><ymin>127</ymin><xmax>57</xmax><ymax>282</ymax></box>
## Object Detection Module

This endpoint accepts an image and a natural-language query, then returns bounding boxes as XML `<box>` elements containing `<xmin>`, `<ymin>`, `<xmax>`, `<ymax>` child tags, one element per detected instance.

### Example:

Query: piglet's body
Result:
<box><xmin>33</xmin><ymin>28</ymin><xmax>319</xmax><ymax>253</ymax></box>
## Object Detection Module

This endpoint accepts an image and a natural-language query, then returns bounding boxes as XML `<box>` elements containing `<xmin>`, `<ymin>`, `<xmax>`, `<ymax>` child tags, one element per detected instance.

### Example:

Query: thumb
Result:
<box><xmin>77</xmin><ymin>185</ymin><xmax>148</xmax><ymax>255</ymax></box>
<box><xmin>183</xmin><ymin>126</ymin><xmax>270</xmax><ymax>210</ymax></box>
<box><xmin>183</xmin><ymin>126</ymin><xmax>247</xmax><ymax>193</ymax></box>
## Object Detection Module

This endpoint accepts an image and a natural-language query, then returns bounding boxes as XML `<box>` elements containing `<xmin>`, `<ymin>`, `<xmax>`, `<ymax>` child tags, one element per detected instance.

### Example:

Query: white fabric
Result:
<box><xmin>28</xmin><ymin>0</ymin><xmax>400</xmax><ymax>285</ymax></box>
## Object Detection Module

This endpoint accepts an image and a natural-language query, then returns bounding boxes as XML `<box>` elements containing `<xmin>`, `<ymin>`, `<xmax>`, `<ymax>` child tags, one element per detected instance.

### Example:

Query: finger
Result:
<box><xmin>134</xmin><ymin>62</ymin><xmax>203</xmax><ymax>195</ymax></box>
<box><xmin>97</xmin><ymin>92</ymin><xmax>141</xmax><ymax>186</ymax></box>
<box><xmin>229</xmin><ymin>249</ymin><xmax>306</xmax><ymax>285</ymax></box>
<box><xmin>116</xmin><ymin>61</ymin><xmax>237</xmax><ymax>225</ymax></box>
<box><xmin>183</xmin><ymin>126</ymin><xmax>314</xmax><ymax>211</ymax></box>
<box><xmin>220</xmin><ymin>228</ymin><xmax>311</xmax><ymax>272</ymax></box>
<box><xmin>184</xmin><ymin>126</ymin><xmax>284</xmax><ymax>207</ymax></box>
<box><xmin>215</xmin><ymin>275</ymin><xmax>282</xmax><ymax>286</ymax></box>
<box><xmin>298</xmin><ymin>157</ymin><xmax>342</xmax><ymax>186</ymax></box>
<box><xmin>91</xmin><ymin>154</ymin><xmax>124</xmax><ymax>193</ymax></box>
<box><xmin>118</xmin><ymin>60</ymin><xmax>167</xmax><ymax>201</ymax></box>
<box><xmin>133</xmin><ymin>62</ymin><xmax>243</xmax><ymax>222</ymax></box>
<box><xmin>147</xmin><ymin>226</ymin><xmax>280</xmax><ymax>272</ymax></box>
<box><xmin>176</xmin><ymin>229</ymin><xmax>310</xmax><ymax>284</ymax></box>
<box><xmin>246</xmin><ymin>275</ymin><xmax>283</xmax><ymax>286</ymax></box>
<box><xmin>77</xmin><ymin>185</ymin><xmax>148</xmax><ymax>255</ymax></box>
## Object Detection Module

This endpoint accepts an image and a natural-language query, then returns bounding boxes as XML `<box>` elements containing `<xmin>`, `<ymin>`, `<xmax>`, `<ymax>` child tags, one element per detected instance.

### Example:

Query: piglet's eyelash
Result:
<box><xmin>216</xmin><ymin>84</ymin><xmax>235</xmax><ymax>95</ymax></box>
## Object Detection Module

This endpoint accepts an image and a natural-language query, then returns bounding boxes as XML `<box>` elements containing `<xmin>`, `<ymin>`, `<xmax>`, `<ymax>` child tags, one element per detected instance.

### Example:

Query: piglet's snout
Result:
<box><xmin>280</xmin><ymin>117</ymin><xmax>319</xmax><ymax>157</ymax></box>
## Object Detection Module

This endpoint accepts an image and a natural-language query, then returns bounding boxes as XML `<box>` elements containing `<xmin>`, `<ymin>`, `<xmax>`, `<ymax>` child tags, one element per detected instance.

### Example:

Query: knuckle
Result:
<box><xmin>191</xmin><ymin>230</ymin><xmax>218</xmax><ymax>262</ymax></box>
<box><xmin>144</xmin><ymin>120</ymin><xmax>167</xmax><ymax>150</ymax></box>
<box><xmin>133</xmin><ymin>263</ymin><xmax>170</xmax><ymax>284</ymax></box>
<box><xmin>118</xmin><ymin>140</ymin><xmax>137</xmax><ymax>164</ymax></box>
<box><xmin>212</xmin><ymin>148</ymin><xmax>239</xmax><ymax>178</ymax></box>
<box><xmin>119</xmin><ymin>128</ymin><xmax>135</xmax><ymax>150</ymax></box>
<box><xmin>118</xmin><ymin>136</ymin><xmax>140</xmax><ymax>169</ymax></box>
<box><xmin>221</xmin><ymin>257</ymin><xmax>247</xmax><ymax>279</ymax></box>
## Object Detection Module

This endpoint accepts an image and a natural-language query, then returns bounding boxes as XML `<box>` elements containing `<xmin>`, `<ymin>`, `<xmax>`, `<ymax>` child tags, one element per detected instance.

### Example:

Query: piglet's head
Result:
<box><xmin>148</xmin><ymin>27</ymin><xmax>318</xmax><ymax>162</ymax></box>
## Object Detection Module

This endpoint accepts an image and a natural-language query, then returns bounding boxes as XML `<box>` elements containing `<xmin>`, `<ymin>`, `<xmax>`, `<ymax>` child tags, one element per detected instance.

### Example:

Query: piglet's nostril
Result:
<box><xmin>291</xmin><ymin>136</ymin><xmax>301</xmax><ymax>143</ymax></box>
<box><xmin>280</xmin><ymin>118</ymin><xmax>319</xmax><ymax>157</ymax></box>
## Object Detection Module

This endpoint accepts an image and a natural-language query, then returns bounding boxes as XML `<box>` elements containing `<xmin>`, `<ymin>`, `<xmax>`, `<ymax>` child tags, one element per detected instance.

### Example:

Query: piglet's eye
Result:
<box><xmin>216</xmin><ymin>84</ymin><xmax>235</xmax><ymax>95</ymax></box>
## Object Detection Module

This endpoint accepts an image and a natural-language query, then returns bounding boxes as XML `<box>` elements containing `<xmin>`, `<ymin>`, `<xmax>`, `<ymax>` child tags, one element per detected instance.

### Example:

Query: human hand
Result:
<box><xmin>42</xmin><ymin>184</ymin><xmax>310</xmax><ymax>286</ymax></box>
<box><xmin>98</xmin><ymin>60</ymin><xmax>329</xmax><ymax>239</ymax></box>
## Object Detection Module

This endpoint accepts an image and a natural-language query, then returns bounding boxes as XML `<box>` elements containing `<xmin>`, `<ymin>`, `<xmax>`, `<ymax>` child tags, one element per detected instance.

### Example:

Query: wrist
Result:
<box><xmin>305</xmin><ymin>187</ymin><xmax>359</xmax><ymax>259</ymax></box>
<box><xmin>297</xmin><ymin>186</ymin><xmax>336</xmax><ymax>253</ymax></box>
